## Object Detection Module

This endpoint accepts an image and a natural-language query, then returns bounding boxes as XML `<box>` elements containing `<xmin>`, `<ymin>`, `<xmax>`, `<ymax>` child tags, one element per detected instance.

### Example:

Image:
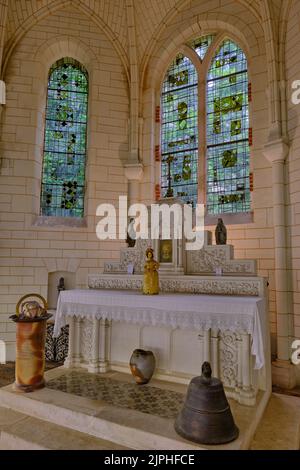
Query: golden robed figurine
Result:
<box><xmin>143</xmin><ymin>248</ymin><xmax>159</xmax><ymax>295</ymax></box>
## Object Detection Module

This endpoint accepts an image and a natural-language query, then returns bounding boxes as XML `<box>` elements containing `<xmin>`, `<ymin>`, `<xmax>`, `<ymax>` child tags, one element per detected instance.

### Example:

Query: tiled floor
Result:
<box><xmin>45</xmin><ymin>369</ymin><xmax>300</xmax><ymax>450</ymax></box>
<box><xmin>1</xmin><ymin>365</ymin><xmax>300</xmax><ymax>449</ymax></box>
<box><xmin>47</xmin><ymin>370</ymin><xmax>185</xmax><ymax>419</ymax></box>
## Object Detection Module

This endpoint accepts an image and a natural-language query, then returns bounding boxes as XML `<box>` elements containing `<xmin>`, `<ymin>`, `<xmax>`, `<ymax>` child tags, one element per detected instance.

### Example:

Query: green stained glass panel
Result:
<box><xmin>161</xmin><ymin>54</ymin><xmax>198</xmax><ymax>206</ymax></box>
<box><xmin>188</xmin><ymin>35</ymin><xmax>215</xmax><ymax>61</ymax></box>
<box><xmin>40</xmin><ymin>58</ymin><xmax>88</xmax><ymax>217</ymax></box>
<box><xmin>206</xmin><ymin>40</ymin><xmax>250</xmax><ymax>214</ymax></box>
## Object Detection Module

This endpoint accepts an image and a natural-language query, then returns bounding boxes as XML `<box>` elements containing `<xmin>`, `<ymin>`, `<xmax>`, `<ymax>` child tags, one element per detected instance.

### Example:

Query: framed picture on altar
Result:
<box><xmin>159</xmin><ymin>239</ymin><xmax>173</xmax><ymax>263</ymax></box>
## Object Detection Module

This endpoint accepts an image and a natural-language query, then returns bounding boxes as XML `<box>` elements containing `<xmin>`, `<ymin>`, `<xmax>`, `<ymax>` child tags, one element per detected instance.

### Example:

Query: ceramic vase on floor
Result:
<box><xmin>10</xmin><ymin>294</ymin><xmax>52</xmax><ymax>393</ymax></box>
<box><xmin>129</xmin><ymin>349</ymin><xmax>156</xmax><ymax>385</ymax></box>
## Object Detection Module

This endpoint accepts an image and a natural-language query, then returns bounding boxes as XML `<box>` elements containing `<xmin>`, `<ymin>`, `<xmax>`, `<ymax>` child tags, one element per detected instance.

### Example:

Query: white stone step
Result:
<box><xmin>0</xmin><ymin>385</ymin><xmax>204</xmax><ymax>450</ymax></box>
<box><xmin>0</xmin><ymin>406</ymin><xmax>130</xmax><ymax>450</ymax></box>
<box><xmin>0</xmin><ymin>381</ymin><xmax>265</xmax><ymax>450</ymax></box>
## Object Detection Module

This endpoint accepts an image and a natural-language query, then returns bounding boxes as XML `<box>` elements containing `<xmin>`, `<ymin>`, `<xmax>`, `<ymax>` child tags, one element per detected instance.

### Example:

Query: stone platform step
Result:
<box><xmin>0</xmin><ymin>385</ymin><xmax>203</xmax><ymax>450</ymax></box>
<box><xmin>0</xmin><ymin>406</ymin><xmax>130</xmax><ymax>450</ymax></box>
<box><xmin>0</xmin><ymin>367</ymin><xmax>269</xmax><ymax>450</ymax></box>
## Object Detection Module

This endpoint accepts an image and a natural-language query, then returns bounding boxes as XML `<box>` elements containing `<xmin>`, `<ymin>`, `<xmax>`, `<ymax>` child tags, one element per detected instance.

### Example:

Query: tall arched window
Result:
<box><xmin>206</xmin><ymin>40</ymin><xmax>250</xmax><ymax>215</ymax></box>
<box><xmin>40</xmin><ymin>58</ymin><xmax>88</xmax><ymax>218</ymax></box>
<box><xmin>161</xmin><ymin>54</ymin><xmax>198</xmax><ymax>207</ymax></box>
<box><xmin>160</xmin><ymin>36</ymin><xmax>251</xmax><ymax>217</ymax></box>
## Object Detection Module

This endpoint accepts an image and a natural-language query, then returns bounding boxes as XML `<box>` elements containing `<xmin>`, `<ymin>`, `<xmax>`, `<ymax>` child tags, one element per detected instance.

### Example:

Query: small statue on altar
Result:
<box><xmin>143</xmin><ymin>248</ymin><xmax>159</xmax><ymax>295</ymax></box>
<box><xmin>215</xmin><ymin>218</ymin><xmax>227</xmax><ymax>245</ymax></box>
<box><xmin>126</xmin><ymin>218</ymin><xmax>136</xmax><ymax>248</ymax></box>
<box><xmin>57</xmin><ymin>277</ymin><xmax>65</xmax><ymax>292</ymax></box>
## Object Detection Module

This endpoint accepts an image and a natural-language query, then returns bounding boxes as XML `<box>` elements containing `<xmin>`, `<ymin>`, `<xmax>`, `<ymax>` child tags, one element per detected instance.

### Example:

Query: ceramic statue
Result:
<box><xmin>143</xmin><ymin>248</ymin><xmax>159</xmax><ymax>295</ymax></box>
<box><xmin>126</xmin><ymin>217</ymin><xmax>136</xmax><ymax>248</ymax></box>
<box><xmin>215</xmin><ymin>218</ymin><xmax>227</xmax><ymax>245</ymax></box>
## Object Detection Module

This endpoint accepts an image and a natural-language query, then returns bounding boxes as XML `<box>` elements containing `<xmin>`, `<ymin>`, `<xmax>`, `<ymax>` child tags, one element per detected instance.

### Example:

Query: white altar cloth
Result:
<box><xmin>54</xmin><ymin>289</ymin><xmax>266</xmax><ymax>369</ymax></box>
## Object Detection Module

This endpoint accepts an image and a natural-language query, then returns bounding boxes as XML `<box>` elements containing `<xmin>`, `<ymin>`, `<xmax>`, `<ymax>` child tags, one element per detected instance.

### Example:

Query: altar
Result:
<box><xmin>54</xmin><ymin>287</ymin><xmax>270</xmax><ymax>406</ymax></box>
<box><xmin>53</xmin><ymin>211</ymin><xmax>271</xmax><ymax>408</ymax></box>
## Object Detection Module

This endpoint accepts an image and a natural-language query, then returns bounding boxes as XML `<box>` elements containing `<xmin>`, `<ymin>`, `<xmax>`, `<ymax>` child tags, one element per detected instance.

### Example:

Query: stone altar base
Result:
<box><xmin>0</xmin><ymin>366</ymin><xmax>270</xmax><ymax>450</ymax></box>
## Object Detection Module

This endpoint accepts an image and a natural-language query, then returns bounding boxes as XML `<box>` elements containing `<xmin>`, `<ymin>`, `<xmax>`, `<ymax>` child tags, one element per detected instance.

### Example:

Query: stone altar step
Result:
<box><xmin>0</xmin><ymin>406</ymin><xmax>130</xmax><ymax>450</ymax></box>
<box><xmin>0</xmin><ymin>386</ymin><xmax>202</xmax><ymax>450</ymax></box>
<box><xmin>0</xmin><ymin>367</ymin><xmax>269</xmax><ymax>450</ymax></box>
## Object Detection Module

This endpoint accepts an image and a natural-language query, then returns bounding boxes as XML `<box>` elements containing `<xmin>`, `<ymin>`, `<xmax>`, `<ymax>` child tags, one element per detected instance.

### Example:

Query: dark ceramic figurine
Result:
<box><xmin>126</xmin><ymin>218</ymin><xmax>136</xmax><ymax>248</ymax></box>
<box><xmin>215</xmin><ymin>218</ymin><xmax>227</xmax><ymax>245</ymax></box>
<box><xmin>57</xmin><ymin>277</ymin><xmax>65</xmax><ymax>292</ymax></box>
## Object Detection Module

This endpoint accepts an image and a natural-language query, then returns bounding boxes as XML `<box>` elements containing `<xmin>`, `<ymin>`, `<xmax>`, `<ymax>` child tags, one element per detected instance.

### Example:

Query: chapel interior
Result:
<box><xmin>0</xmin><ymin>0</ymin><xmax>300</xmax><ymax>451</ymax></box>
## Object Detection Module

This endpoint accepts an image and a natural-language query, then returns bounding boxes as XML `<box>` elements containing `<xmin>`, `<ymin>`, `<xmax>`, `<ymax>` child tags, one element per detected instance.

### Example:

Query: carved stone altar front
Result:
<box><xmin>61</xmin><ymin>224</ymin><xmax>271</xmax><ymax>407</ymax></box>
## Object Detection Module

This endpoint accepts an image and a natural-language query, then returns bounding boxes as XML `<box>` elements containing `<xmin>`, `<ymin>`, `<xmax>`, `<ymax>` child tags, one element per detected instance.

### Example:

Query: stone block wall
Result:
<box><xmin>0</xmin><ymin>0</ymin><xmax>299</xmax><ymax>379</ymax></box>
<box><xmin>286</xmin><ymin>0</ymin><xmax>300</xmax><ymax>357</ymax></box>
<box><xmin>0</xmin><ymin>6</ymin><xmax>129</xmax><ymax>359</ymax></box>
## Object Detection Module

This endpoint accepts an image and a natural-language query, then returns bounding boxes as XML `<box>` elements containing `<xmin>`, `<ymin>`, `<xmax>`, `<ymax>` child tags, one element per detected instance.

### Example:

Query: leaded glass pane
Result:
<box><xmin>206</xmin><ymin>40</ymin><xmax>250</xmax><ymax>214</ymax></box>
<box><xmin>161</xmin><ymin>54</ymin><xmax>198</xmax><ymax>206</ymax></box>
<box><xmin>188</xmin><ymin>35</ymin><xmax>215</xmax><ymax>61</ymax></box>
<box><xmin>40</xmin><ymin>58</ymin><xmax>88</xmax><ymax>217</ymax></box>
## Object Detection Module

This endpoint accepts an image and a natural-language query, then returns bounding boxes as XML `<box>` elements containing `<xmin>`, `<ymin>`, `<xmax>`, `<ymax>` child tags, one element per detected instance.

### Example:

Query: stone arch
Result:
<box><xmin>23</xmin><ymin>35</ymin><xmax>98</xmax><ymax>170</ymax></box>
<box><xmin>278</xmin><ymin>0</ymin><xmax>294</xmax><ymax>139</ymax></box>
<box><xmin>33</xmin><ymin>35</ymin><xmax>97</xmax><ymax>84</ymax></box>
<box><xmin>2</xmin><ymin>0</ymin><xmax>129</xmax><ymax>82</ymax></box>
<box><xmin>156</xmin><ymin>31</ymin><xmax>252</xmax><ymax>213</ymax></box>
<box><xmin>140</xmin><ymin>0</ymin><xmax>261</xmax><ymax>78</ymax></box>
<box><xmin>143</xmin><ymin>15</ymin><xmax>260</xmax><ymax>92</ymax></box>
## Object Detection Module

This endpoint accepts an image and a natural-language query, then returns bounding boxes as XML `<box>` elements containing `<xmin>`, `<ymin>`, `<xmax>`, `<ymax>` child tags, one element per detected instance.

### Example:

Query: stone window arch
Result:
<box><xmin>40</xmin><ymin>58</ymin><xmax>88</xmax><ymax>218</ymax></box>
<box><xmin>160</xmin><ymin>36</ymin><xmax>251</xmax><ymax>219</ymax></box>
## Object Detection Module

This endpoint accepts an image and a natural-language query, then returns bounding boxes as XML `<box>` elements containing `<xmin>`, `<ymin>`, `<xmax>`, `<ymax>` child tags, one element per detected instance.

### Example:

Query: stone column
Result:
<box><xmin>0</xmin><ymin>1</ymin><xmax>8</xmax><ymax>121</ymax></box>
<box><xmin>124</xmin><ymin>163</ymin><xmax>144</xmax><ymax>206</ymax></box>
<box><xmin>211</xmin><ymin>329</ymin><xmax>219</xmax><ymax>378</ymax></box>
<box><xmin>64</xmin><ymin>317</ymin><xmax>75</xmax><ymax>368</ymax></box>
<box><xmin>87</xmin><ymin>318</ymin><xmax>100</xmax><ymax>373</ymax></box>
<box><xmin>263</xmin><ymin>139</ymin><xmax>296</xmax><ymax>388</ymax></box>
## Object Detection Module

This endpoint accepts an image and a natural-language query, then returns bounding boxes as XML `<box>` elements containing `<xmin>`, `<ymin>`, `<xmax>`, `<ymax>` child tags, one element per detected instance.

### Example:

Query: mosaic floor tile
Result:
<box><xmin>47</xmin><ymin>371</ymin><xmax>185</xmax><ymax>419</ymax></box>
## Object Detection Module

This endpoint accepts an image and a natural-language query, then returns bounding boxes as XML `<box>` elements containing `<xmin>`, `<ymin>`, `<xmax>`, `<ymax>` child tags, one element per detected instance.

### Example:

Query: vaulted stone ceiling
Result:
<box><xmin>2</xmin><ymin>0</ymin><xmax>286</xmax><ymax>66</ymax></box>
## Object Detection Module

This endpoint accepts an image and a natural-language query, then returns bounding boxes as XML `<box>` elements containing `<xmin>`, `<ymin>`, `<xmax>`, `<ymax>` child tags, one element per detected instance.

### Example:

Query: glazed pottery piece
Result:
<box><xmin>10</xmin><ymin>294</ymin><xmax>52</xmax><ymax>393</ymax></box>
<box><xmin>129</xmin><ymin>349</ymin><xmax>156</xmax><ymax>385</ymax></box>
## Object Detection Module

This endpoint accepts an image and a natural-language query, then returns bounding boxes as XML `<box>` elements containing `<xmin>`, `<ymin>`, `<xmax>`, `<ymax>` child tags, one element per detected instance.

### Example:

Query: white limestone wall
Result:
<box><xmin>0</xmin><ymin>6</ymin><xmax>129</xmax><ymax>359</ymax></box>
<box><xmin>286</xmin><ymin>0</ymin><xmax>300</xmax><ymax>380</ymax></box>
<box><xmin>0</xmin><ymin>0</ymin><xmax>298</xmax><ymax>370</ymax></box>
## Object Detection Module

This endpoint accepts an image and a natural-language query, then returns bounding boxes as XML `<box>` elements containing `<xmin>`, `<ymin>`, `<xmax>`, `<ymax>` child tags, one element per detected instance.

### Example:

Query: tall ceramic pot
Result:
<box><xmin>130</xmin><ymin>349</ymin><xmax>156</xmax><ymax>385</ymax></box>
<box><xmin>10</xmin><ymin>294</ymin><xmax>52</xmax><ymax>393</ymax></box>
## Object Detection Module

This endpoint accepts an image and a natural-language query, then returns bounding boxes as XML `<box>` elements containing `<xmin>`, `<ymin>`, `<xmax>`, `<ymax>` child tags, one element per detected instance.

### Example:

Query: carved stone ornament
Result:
<box><xmin>88</xmin><ymin>275</ymin><xmax>262</xmax><ymax>297</ymax></box>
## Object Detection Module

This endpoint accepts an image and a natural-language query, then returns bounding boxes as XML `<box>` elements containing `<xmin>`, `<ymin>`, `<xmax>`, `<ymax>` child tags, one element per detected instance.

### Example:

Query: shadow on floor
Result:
<box><xmin>0</xmin><ymin>362</ymin><xmax>62</xmax><ymax>388</ymax></box>
<box><xmin>272</xmin><ymin>385</ymin><xmax>300</xmax><ymax>398</ymax></box>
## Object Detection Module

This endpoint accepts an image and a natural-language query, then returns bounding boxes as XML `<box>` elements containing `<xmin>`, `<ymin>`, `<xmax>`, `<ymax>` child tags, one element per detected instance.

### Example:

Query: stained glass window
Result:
<box><xmin>206</xmin><ymin>40</ymin><xmax>250</xmax><ymax>214</ymax></box>
<box><xmin>161</xmin><ymin>54</ymin><xmax>198</xmax><ymax>206</ymax></box>
<box><xmin>188</xmin><ymin>35</ymin><xmax>215</xmax><ymax>61</ymax></box>
<box><xmin>40</xmin><ymin>58</ymin><xmax>88</xmax><ymax>217</ymax></box>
